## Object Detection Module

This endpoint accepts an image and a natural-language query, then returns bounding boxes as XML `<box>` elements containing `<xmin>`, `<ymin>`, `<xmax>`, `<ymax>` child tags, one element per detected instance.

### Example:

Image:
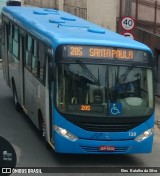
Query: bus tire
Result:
<box><xmin>12</xmin><ymin>82</ymin><xmax>21</xmax><ymax>112</ymax></box>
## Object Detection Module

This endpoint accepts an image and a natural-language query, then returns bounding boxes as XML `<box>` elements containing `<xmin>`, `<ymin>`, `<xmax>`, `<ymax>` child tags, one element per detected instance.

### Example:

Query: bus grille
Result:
<box><xmin>81</xmin><ymin>146</ymin><xmax>130</xmax><ymax>153</ymax></box>
<box><xmin>73</xmin><ymin>122</ymin><xmax>140</xmax><ymax>132</ymax></box>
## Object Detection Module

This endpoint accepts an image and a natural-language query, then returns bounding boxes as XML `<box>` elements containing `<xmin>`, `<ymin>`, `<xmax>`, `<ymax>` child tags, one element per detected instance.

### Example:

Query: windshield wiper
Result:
<box><xmin>76</xmin><ymin>60</ymin><xmax>101</xmax><ymax>86</ymax></box>
<box><xmin>118</xmin><ymin>64</ymin><xmax>135</xmax><ymax>83</ymax></box>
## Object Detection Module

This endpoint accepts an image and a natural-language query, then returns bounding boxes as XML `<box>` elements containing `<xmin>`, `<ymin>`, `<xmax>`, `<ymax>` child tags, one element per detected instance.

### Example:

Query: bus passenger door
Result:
<box><xmin>19</xmin><ymin>31</ymin><xmax>27</xmax><ymax>110</ymax></box>
<box><xmin>48</xmin><ymin>54</ymin><xmax>54</xmax><ymax>142</ymax></box>
<box><xmin>19</xmin><ymin>30</ymin><xmax>25</xmax><ymax>105</ymax></box>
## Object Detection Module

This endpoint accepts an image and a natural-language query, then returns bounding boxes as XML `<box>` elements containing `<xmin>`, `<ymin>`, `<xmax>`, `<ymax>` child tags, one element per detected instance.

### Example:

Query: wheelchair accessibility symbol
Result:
<box><xmin>109</xmin><ymin>103</ymin><xmax>122</xmax><ymax>116</ymax></box>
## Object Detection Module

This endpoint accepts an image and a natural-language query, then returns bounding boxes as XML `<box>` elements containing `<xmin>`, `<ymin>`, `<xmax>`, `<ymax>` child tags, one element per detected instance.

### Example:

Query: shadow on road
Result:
<box><xmin>51</xmin><ymin>151</ymin><xmax>144</xmax><ymax>167</ymax></box>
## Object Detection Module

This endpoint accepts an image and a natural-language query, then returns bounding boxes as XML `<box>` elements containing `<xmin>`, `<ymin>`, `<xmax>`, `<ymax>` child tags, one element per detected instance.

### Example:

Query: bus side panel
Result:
<box><xmin>23</xmin><ymin>68</ymin><xmax>46</xmax><ymax>129</ymax></box>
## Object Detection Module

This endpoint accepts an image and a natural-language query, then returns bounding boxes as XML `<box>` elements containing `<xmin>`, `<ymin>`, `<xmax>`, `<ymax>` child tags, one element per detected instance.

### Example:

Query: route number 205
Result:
<box><xmin>70</xmin><ymin>47</ymin><xmax>83</xmax><ymax>56</ymax></box>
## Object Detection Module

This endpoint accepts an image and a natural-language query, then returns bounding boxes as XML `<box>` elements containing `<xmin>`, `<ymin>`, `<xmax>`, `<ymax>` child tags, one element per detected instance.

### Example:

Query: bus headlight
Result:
<box><xmin>53</xmin><ymin>125</ymin><xmax>78</xmax><ymax>141</ymax></box>
<box><xmin>135</xmin><ymin>129</ymin><xmax>153</xmax><ymax>142</ymax></box>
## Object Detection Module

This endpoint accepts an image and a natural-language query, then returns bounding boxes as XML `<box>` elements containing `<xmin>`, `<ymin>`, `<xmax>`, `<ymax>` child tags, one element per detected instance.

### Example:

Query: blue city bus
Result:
<box><xmin>1</xmin><ymin>6</ymin><xmax>154</xmax><ymax>154</ymax></box>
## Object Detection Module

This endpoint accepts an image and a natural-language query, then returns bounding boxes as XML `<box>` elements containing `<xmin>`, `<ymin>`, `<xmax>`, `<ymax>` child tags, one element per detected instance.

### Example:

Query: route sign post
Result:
<box><xmin>121</xmin><ymin>16</ymin><xmax>135</xmax><ymax>31</ymax></box>
<box><xmin>123</xmin><ymin>31</ymin><xmax>134</xmax><ymax>40</ymax></box>
<box><xmin>120</xmin><ymin>16</ymin><xmax>136</xmax><ymax>40</ymax></box>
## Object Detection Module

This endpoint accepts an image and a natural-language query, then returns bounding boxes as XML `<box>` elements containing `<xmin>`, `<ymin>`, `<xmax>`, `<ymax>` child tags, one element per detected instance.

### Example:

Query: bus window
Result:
<box><xmin>37</xmin><ymin>42</ymin><xmax>45</xmax><ymax>83</ymax></box>
<box><xmin>25</xmin><ymin>35</ymin><xmax>32</xmax><ymax>71</ymax></box>
<box><xmin>56</xmin><ymin>64</ymin><xmax>154</xmax><ymax>117</ymax></box>
<box><xmin>31</xmin><ymin>39</ymin><xmax>38</xmax><ymax>76</ymax></box>
<box><xmin>8</xmin><ymin>22</ymin><xmax>12</xmax><ymax>52</ymax></box>
<box><xmin>1</xmin><ymin>17</ymin><xmax>5</xmax><ymax>46</ymax></box>
<box><xmin>12</xmin><ymin>25</ymin><xmax>19</xmax><ymax>59</ymax></box>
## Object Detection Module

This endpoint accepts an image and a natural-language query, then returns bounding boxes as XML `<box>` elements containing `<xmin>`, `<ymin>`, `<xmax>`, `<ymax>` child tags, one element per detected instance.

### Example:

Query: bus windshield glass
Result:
<box><xmin>56</xmin><ymin>63</ymin><xmax>154</xmax><ymax>118</ymax></box>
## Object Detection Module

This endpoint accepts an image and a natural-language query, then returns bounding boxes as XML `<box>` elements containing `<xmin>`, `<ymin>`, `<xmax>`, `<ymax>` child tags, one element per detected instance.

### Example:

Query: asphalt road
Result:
<box><xmin>0</xmin><ymin>68</ymin><xmax>160</xmax><ymax>176</ymax></box>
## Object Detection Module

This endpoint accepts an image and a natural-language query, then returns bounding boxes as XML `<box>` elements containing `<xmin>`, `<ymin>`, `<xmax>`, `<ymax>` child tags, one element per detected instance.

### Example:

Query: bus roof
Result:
<box><xmin>2</xmin><ymin>6</ymin><xmax>152</xmax><ymax>53</ymax></box>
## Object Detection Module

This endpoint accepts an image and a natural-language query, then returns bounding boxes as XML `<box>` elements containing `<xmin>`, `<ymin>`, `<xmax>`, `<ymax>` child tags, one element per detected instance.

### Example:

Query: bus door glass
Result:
<box><xmin>23</xmin><ymin>34</ymin><xmax>33</xmax><ymax>111</ymax></box>
<box><xmin>47</xmin><ymin>53</ymin><xmax>54</xmax><ymax>140</ymax></box>
<box><xmin>19</xmin><ymin>29</ymin><xmax>25</xmax><ymax>106</ymax></box>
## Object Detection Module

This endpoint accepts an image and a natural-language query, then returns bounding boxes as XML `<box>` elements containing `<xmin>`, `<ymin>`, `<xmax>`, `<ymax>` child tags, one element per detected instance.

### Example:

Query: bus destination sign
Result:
<box><xmin>62</xmin><ymin>45</ymin><xmax>149</xmax><ymax>62</ymax></box>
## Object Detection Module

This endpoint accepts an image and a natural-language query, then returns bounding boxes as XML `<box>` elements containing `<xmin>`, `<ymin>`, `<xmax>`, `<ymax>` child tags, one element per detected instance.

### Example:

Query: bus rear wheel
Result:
<box><xmin>12</xmin><ymin>82</ymin><xmax>21</xmax><ymax>112</ymax></box>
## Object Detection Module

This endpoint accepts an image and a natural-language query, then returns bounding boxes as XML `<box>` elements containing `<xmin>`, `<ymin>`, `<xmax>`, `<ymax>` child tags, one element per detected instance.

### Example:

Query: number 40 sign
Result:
<box><xmin>121</xmin><ymin>16</ymin><xmax>135</xmax><ymax>31</ymax></box>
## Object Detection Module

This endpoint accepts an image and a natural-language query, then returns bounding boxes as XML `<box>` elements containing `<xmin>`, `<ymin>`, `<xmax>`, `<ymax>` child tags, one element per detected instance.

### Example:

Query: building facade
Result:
<box><xmin>118</xmin><ymin>0</ymin><xmax>160</xmax><ymax>96</ymax></box>
<box><xmin>24</xmin><ymin>0</ymin><xmax>120</xmax><ymax>32</ymax></box>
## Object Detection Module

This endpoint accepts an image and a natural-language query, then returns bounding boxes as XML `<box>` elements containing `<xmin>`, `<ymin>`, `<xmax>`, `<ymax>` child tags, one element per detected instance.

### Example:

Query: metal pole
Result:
<box><xmin>125</xmin><ymin>0</ymin><xmax>132</xmax><ymax>16</ymax></box>
<box><xmin>154</xmin><ymin>1</ymin><xmax>158</xmax><ymax>34</ymax></box>
<box><xmin>117</xmin><ymin>0</ymin><xmax>123</xmax><ymax>33</ymax></box>
<box><xmin>119</xmin><ymin>0</ymin><xmax>122</xmax><ymax>18</ymax></box>
<box><xmin>135</xmin><ymin>0</ymin><xmax>138</xmax><ymax>23</ymax></box>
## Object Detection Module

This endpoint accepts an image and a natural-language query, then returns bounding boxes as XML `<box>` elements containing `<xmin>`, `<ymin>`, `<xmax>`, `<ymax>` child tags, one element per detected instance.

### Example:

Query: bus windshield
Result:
<box><xmin>56</xmin><ymin>63</ymin><xmax>154</xmax><ymax>118</ymax></box>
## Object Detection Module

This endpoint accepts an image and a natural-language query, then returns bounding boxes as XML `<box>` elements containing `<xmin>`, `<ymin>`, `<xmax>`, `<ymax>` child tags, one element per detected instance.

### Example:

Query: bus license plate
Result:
<box><xmin>99</xmin><ymin>146</ymin><xmax>115</xmax><ymax>151</ymax></box>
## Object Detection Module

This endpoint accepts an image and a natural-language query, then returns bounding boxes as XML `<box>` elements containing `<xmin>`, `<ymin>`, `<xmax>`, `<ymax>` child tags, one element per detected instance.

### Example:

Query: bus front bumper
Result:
<box><xmin>54</xmin><ymin>132</ymin><xmax>154</xmax><ymax>154</ymax></box>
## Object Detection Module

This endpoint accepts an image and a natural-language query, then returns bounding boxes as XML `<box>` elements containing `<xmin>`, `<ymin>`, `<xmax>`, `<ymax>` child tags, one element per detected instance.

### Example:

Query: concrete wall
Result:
<box><xmin>24</xmin><ymin>0</ymin><xmax>120</xmax><ymax>31</ymax></box>
<box><xmin>132</xmin><ymin>0</ymin><xmax>155</xmax><ymax>22</ymax></box>
<box><xmin>87</xmin><ymin>0</ymin><xmax>118</xmax><ymax>31</ymax></box>
<box><xmin>24</xmin><ymin>0</ymin><xmax>58</xmax><ymax>9</ymax></box>
<box><xmin>64</xmin><ymin>0</ymin><xmax>120</xmax><ymax>31</ymax></box>
<box><xmin>63</xmin><ymin>0</ymin><xmax>87</xmax><ymax>19</ymax></box>
<box><xmin>119</xmin><ymin>0</ymin><xmax>160</xmax><ymax>23</ymax></box>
